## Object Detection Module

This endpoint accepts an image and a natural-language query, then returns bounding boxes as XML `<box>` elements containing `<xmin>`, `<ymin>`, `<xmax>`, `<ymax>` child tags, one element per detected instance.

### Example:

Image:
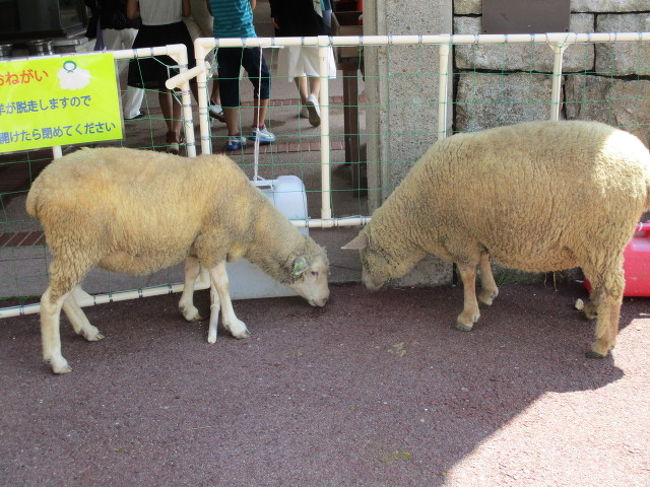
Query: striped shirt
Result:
<box><xmin>209</xmin><ymin>0</ymin><xmax>256</xmax><ymax>38</ymax></box>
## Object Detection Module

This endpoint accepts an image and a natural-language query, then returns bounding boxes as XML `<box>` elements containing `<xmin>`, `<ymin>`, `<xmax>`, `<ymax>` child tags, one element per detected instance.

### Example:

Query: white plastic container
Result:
<box><xmin>225</xmin><ymin>175</ymin><xmax>310</xmax><ymax>299</ymax></box>
<box><xmin>256</xmin><ymin>175</ymin><xmax>309</xmax><ymax>235</ymax></box>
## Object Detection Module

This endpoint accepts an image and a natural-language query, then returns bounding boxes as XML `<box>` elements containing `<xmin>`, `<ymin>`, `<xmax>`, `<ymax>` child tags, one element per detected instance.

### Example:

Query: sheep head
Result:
<box><xmin>286</xmin><ymin>243</ymin><xmax>330</xmax><ymax>308</ymax></box>
<box><xmin>342</xmin><ymin>231</ymin><xmax>391</xmax><ymax>291</ymax></box>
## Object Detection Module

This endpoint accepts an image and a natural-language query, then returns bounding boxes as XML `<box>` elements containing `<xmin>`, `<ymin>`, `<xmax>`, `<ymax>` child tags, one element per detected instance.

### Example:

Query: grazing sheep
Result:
<box><xmin>343</xmin><ymin>120</ymin><xmax>650</xmax><ymax>358</ymax></box>
<box><xmin>26</xmin><ymin>147</ymin><xmax>330</xmax><ymax>374</ymax></box>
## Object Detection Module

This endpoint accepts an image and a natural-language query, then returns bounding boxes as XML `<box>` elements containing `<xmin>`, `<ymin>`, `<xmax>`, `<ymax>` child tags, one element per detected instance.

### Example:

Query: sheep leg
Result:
<box><xmin>62</xmin><ymin>286</ymin><xmax>104</xmax><ymax>341</ymax></box>
<box><xmin>582</xmin><ymin>300</ymin><xmax>598</xmax><ymax>320</ymax></box>
<box><xmin>455</xmin><ymin>263</ymin><xmax>481</xmax><ymax>332</ymax></box>
<box><xmin>208</xmin><ymin>261</ymin><xmax>250</xmax><ymax>339</ymax></box>
<box><xmin>179</xmin><ymin>256</ymin><xmax>204</xmax><ymax>322</ymax></box>
<box><xmin>40</xmin><ymin>287</ymin><xmax>72</xmax><ymax>374</ymax></box>
<box><xmin>477</xmin><ymin>253</ymin><xmax>499</xmax><ymax>306</ymax></box>
<box><xmin>207</xmin><ymin>282</ymin><xmax>221</xmax><ymax>344</ymax></box>
<box><xmin>584</xmin><ymin>261</ymin><xmax>624</xmax><ymax>358</ymax></box>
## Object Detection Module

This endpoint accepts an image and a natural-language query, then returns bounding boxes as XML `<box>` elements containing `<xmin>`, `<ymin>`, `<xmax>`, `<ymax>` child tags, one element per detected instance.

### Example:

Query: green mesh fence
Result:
<box><xmin>1</xmin><ymin>36</ymin><xmax>648</xmax><ymax>310</ymax></box>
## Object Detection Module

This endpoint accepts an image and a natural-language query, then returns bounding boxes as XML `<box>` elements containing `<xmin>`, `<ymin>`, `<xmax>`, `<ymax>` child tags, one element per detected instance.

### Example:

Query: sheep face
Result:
<box><xmin>342</xmin><ymin>231</ymin><xmax>391</xmax><ymax>291</ymax></box>
<box><xmin>288</xmin><ymin>254</ymin><xmax>330</xmax><ymax>307</ymax></box>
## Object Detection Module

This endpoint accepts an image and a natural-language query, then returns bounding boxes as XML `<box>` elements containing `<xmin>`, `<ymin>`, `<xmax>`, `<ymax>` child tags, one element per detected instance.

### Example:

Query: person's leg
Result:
<box><xmin>208</xmin><ymin>79</ymin><xmax>225</xmax><ymax>121</ymax></box>
<box><xmin>159</xmin><ymin>90</ymin><xmax>180</xmax><ymax>152</ymax></box>
<box><xmin>103</xmin><ymin>28</ymin><xmax>143</xmax><ymax>119</ymax></box>
<box><xmin>217</xmin><ymin>47</ymin><xmax>247</xmax><ymax>150</ymax></box>
<box><xmin>242</xmin><ymin>47</ymin><xmax>274</xmax><ymax>143</ymax></box>
<box><xmin>295</xmin><ymin>76</ymin><xmax>309</xmax><ymax>104</ymax></box>
<box><xmin>252</xmin><ymin>98</ymin><xmax>270</xmax><ymax>128</ymax></box>
<box><xmin>223</xmin><ymin>107</ymin><xmax>239</xmax><ymax>136</ymax></box>
<box><xmin>210</xmin><ymin>80</ymin><xmax>221</xmax><ymax>105</ymax></box>
<box><xmin>118</xmin><ymin>28</ymin><xmax>145</xmax><ymax>119</ymax></box>
<box><xmin>308</xmin><ymin>76</ymin><xmax>321</xmax><ymax>99</ymax></box>
<box><xmin>305</xmin><ymin>75</ymin><xmax>321</xmax><ymax>127</ymax></box>
<box><xmin>159</xmin><ymin>90</ymin><xmax>174</xmax><ymax>133</ymax></box>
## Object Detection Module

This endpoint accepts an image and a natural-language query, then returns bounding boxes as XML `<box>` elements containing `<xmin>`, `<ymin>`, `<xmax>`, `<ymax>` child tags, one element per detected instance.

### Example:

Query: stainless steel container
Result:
<box><xmin>26</xmin><ymin>39</ymin><xmax>54</xmax><ymax>56</ymax></box>
<box><xmin>0</xmin><ymin>43</ymin><xmax>13</xmax><ymax>59</ymax></box>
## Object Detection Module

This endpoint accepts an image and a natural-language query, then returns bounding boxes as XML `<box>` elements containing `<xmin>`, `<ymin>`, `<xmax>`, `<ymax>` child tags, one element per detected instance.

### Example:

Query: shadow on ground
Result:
<box><xmin>2</xmin><ymin>280</ymin><xmax>648</xmax><ymax>486</ymax></box>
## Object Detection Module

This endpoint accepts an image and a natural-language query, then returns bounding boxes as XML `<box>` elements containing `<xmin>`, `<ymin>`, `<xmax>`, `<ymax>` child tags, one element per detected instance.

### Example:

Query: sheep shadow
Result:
<box><xmin>0</xmin><ymin>281</ymin><xmax>646</xmax><ymax>487</ymax></box>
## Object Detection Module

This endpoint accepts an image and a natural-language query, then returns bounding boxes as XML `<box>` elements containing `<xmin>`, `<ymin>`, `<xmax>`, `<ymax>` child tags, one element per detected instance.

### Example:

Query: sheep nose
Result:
<box><xmin>312</xmin><ymin>296</ymin><xmax>328</xmax><ymax>307</ymax></box>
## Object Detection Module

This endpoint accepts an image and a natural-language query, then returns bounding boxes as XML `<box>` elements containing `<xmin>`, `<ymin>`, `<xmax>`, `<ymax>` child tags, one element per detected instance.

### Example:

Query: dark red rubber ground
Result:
<box><xmin>1</xmin><ymin>282</ymin><xmax>649</xmax><ymax>486</ymax></box>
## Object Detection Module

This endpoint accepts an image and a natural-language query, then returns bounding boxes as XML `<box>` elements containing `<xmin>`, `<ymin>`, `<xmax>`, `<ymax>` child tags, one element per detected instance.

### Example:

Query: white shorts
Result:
<box><xmin>277</xmin><ymin>46</ymin><xmax>337</xmax><ymax>82</ymax></box>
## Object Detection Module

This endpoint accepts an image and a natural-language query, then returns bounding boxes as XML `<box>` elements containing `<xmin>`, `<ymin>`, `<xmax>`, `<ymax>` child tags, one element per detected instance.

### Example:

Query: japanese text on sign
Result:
<box><xmin>0</xmin><ymin>54</ymin><xmax>123</xmax><ymax>153</ymax></box>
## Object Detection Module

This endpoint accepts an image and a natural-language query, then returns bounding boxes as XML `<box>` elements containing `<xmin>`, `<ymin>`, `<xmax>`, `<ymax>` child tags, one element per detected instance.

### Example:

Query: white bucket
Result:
<box><xmin>225</xmin><ymin>175</ymin><xmax>310</xmax><ymax>299</ymax></box>
<box><xmin>256</xmin><ymin>175</ymin><xmax>309</xmax><ymax>235</ymax></box>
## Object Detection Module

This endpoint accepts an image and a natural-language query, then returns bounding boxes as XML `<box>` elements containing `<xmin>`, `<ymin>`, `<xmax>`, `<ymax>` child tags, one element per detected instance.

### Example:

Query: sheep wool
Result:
<box><xmin>26</xmin><ymin>148</ymin><xmax>329</xmax><ymax>374</ymax></box>
<box><xmin>344</xmin><ymin>120</ymin><xmax>650</xmax><ymax>358</ymax></box>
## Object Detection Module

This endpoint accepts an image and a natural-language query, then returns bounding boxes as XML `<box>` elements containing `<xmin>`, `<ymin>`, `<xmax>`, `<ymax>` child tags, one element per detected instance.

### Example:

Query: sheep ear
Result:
<box><xmin>291</xmin><ymin>256</ymin><xmax>309</xmax><ymax>277</ymax></box>
<box><xmin>341</xmin><ymin>232</ymin><xmax>368</xmax><ymax>250</ymax></box>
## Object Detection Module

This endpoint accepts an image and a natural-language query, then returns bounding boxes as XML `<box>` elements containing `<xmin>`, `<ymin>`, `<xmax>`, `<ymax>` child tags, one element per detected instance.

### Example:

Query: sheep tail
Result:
<box><xmin>25</xmin><ymin>189</ymin><xmax>39</xmax><ymax>219</ymax></box>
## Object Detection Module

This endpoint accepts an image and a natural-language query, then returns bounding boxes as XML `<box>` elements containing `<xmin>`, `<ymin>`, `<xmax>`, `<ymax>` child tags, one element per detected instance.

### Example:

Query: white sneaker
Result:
<box><xmin>248</xmin><ymin>125</ymin><xmax>276</xmax><ymax>144</ymax></box>
<box><xmin>225</xmin><ymin>135</ymin><xmax>247</xmax><ymax>151</ymax></box>
<box><xmin>208</xmin><ymin>103</ymin><xmax>225</xmax><ymax>122</ymax></box>
<box><xmin>305</xmin><ymin>94</ymin><xmax>321</xmax><ymax>127</ymax></box>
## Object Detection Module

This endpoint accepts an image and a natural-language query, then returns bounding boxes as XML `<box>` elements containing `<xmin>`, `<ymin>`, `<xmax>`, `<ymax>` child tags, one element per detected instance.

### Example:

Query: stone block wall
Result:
<box><xmin>453</xmin><ymin>0</ymin><xmax>650</xmax><ymax>146</ymax></box>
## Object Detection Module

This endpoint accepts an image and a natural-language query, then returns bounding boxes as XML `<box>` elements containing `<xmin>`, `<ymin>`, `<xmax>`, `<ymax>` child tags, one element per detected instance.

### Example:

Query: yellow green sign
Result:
<box><xmin>0</xmin><ymin>53</ymin><xmax>123</xmax><ymax>153</ymax></box>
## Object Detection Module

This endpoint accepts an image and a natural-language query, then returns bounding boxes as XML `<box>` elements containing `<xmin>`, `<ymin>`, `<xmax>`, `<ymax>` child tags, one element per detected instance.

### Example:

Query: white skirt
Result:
<box><xmin>277</xmin><ymin>45</ymin><xmax>337</xmax><ymax>81</ymax></box>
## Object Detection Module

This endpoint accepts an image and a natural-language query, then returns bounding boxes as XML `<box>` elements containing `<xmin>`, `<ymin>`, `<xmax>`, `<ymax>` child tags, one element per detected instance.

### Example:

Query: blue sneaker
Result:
<box><xmin>248</xmin><ymin>125</ymin><xmax>276</xmax><ymax>144</ymax></box>
<box><xmin>224</xmin><ymin>135</ymin><xmax>247</xmax><ymax>151</ymax></box>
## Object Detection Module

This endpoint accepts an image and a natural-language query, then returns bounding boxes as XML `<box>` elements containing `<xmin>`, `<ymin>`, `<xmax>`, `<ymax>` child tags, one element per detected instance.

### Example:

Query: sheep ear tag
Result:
<box><xmin>291</xmin><ymin>257</ymin><xmax>308</xmax><ymax>278</ymax></box>
<box><xmin>341</xmin><ymin>232</ymin><xmax>368</xmax><ymax>250</ymax></box>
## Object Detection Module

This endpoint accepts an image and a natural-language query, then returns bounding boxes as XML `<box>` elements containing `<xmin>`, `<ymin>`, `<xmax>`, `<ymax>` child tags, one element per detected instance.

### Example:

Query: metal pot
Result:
<box><xmin>0</xmin><ymin>43</ymin><xmax>13</xmax><ymax>59</ymax></box>
<box><xmin>26</xmin><ymin>39</ymin><xmax>53</xmax><ymax>56</ymax></box>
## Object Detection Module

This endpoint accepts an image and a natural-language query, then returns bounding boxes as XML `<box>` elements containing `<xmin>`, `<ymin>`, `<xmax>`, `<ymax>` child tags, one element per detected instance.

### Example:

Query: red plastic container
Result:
<box><xmin>584</xmin><ymin>222</ymin><xmax>650</xmax><ymax>297</ymax></box>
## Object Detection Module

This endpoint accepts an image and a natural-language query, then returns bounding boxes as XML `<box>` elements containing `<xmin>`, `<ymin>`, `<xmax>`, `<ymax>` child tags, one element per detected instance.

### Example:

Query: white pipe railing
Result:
<box><xmin>192</xmin><ymin>31</ymin><xmax>650</xmax><ymax>48</ymax></box>
<box><xmin>318</xmin><ymin>36</ymin><xmax>333</xmax><ymax>219</ymax></box>
<box><xmin>549</xmin><ymin>44</ymin><xmax>568</xmax><ymax>121</ymax></box>
<box><xmin>437</xmin><ymin>40</ymin><xmax>451</xmax><ymax>140</ymax></box>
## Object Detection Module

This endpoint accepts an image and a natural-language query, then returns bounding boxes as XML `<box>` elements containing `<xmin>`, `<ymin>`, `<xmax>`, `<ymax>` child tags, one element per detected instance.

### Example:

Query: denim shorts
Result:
<box><xmin>217</xmin><ymin>47</ymin><xmax>271</xmax><ymax>108</ymax></box>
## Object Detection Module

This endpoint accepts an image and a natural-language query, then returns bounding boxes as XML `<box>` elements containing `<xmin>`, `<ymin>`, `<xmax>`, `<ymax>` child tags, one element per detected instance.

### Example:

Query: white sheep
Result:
<box><xmin>343</xmin><ymin>120</ymin><xmax>650</xmax><ymax>358</ymax></box>
<box><xmin>26</xmin><ymin>147</ymin><xmax>330</xmax><ymax>374</ymax></box>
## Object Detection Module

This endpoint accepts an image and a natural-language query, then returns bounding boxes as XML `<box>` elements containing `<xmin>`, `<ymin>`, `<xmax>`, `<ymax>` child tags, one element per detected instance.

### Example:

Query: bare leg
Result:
<box><xmin>210</xmin><ymin>80</ymin><xmax>221</xmax><ymax>105</ymax></box>
<box><xmin>252</xmin><ymin>97</ymin><xmax>270</xmax><ymax>128</ymax></box>
<box><xmin>307</xmin><ymin>76</ymin><xmax>321</xmax><ymax>99</ymax></box>
<box><xmin>159</xmin><ymin>90</ymin><xmax>175</xmax><ymax>134</ymax></box>
<box><xmin>208</xmin><ymin>261</ymin><xmax>250</xmax><ymax>339</ymax></box>
<box><xmin>455</xmin><ymin>263</ymin><xmax>481</xmax><ymax>332</ymax></box>
<box><xmin>159</xmin><ymin>90</ymin><xmax>181</xmax><ymax>151</ymax></box>
<box><xmin>179</xmin><ymin>256</ymin><xmax>203</xmax><ymax>322</ymax></box>
<box><xmin>224</xmin><ymin>107</ymin><xmax>240</xmax><ymax>136</ymax></box>
<box><xmin>294</xmin><ymin>76</ymin><xmax>309</xmax><ymax>104</ymax></box>
<box><xmin>477</xmin><ymin>253</ymin><xmax>499</xmax><ymax>306</ymax></box>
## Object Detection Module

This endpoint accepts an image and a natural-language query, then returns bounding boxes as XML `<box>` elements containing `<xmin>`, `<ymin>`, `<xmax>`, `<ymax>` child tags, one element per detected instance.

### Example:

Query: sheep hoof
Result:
<box><xmin>233</xmin><ymin>330</ymin><xmax>251</xmax><ymax>340</ymax></box>
<box><xmin>207</xmin><ymin>334</ymin><xmax>217</xmax><ymax>344</ymax></box>
<box><xmin>180</xmin><ymin>305</ymin><xmax>202</xmax><ymax>322</ymax></box>
<box><xmin>585</xmin><ymin>349</ymin><xmax>607</xmax><ymax>359</ymax></box>
<box><xmin>84</xmin><ymin>329</ymin><xmax>104</xmax><ymax>342</ymax></box>
<box><xmin>478</xmin><ymin>289</ymin><xmax>498</xmax><ymax>306</ymax></box>
<box><xmin>225</xmin><ymin>318</ymin><xmax>250</xmax><ymax>339</ymax></box>
<box><xmin>454</xmin><ymin>322</ymin><xmax>474</xmax><ymax>332</ymax></box>
<box><xmin>49</xmin><ymin>358</ymin><xmax>72</xmax><ymax>374</ymax></box>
